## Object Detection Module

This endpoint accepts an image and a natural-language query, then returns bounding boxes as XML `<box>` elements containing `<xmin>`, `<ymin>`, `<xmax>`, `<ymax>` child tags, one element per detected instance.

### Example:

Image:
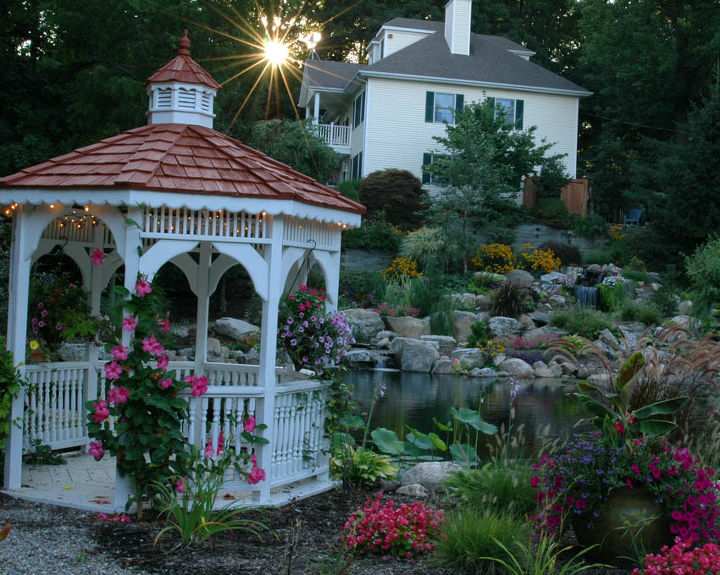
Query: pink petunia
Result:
<box><xmin>110</xmin><ymin>345</ymin><xmax>128</xmax><ymax>361</ymax></box>
<box><xmin>160</xmin><ymin>378</ymin><xmax>173</xmax><ymax>389</ymax></box>
<box><xmin>157</xmin><ymin>354</ymin><xmax>169</xmax><ymax>370</ymax></box>
<box><xmin>121</xmin><ymin>316</ymin><xmax>138</xmax><ymax>331</ymax></box>
<box><xmin>88</xmin><ymin>440</ymin><xmax>104</xmax><ymax>460</ymax></box>
<box><xmin>135</xmin><ymin>279</ymin><xmax>153</xmax><ymax>297</ymax></box>
<box><xmin>159</xmin><ymin>318</ymin><xmax>170</xmax><ymax>333</ymax></box>
<box><xmin>104</xmin><ymin>361</ymin><xmax>123</xmax><ymax>381</ymax></box>
<box><xmin>90</xmin><ymin>248</ymin><xmax>105</xmax><ymax>267</ymax></box>
<box><xmin>142</xmin><ymin>335</ymin><xmax>164</xmax><ymax>356</ymax></box>
<box><xmin>108</xmin><ymin>386</ymin><xmax>130</xmax><ymax>405</ymax></box>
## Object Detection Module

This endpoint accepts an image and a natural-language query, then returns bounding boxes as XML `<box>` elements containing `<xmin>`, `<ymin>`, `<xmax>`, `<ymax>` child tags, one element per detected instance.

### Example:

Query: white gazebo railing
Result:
<box><xmin>22</xmin><ymin>361</ymin><xmax>330</xmax><ymax>504</ymax></box>
<box><xmin>24</xmin><ymin>362</ymin><xmax>89</xmax><ymax>451</ymax></box>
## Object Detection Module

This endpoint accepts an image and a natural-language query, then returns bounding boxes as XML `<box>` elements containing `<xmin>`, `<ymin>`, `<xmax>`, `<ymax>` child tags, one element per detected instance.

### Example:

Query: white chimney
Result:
<box><xmin>444</xmin><ymin>0</ymin><xmax>472</xmax><ymax>56</ymax></box>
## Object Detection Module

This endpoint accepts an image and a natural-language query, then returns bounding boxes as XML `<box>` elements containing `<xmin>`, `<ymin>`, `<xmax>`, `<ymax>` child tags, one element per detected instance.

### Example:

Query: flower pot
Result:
<box><xmin>571</xmin><ymin>486</ymin><xmax>670</xmax><ymax>563</ymax></box>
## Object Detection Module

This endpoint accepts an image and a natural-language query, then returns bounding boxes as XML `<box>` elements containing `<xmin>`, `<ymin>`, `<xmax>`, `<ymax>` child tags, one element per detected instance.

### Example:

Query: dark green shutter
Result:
<box><xmin>425</xmin><ymin>92</ymin><xmax>435</xmax><ymax>122</ymax></box>
<box><xmin>515</xmin><ymin>99</ymin><xmax>524</xmax><ymax>130</ymax></box>
<box><xmin>422</xmin><ymin>153</ymin><xmax>432</xmax><ymax>184</ymax></box>
<box><xmin>360</xmin><ymin>92</ymin><xmax>365</xmax><ymax>124</ymax></box>
<box><xmin>455</xmin><ymin>94</ymin><xmax>464</xmax><ymax>117</ymax></box>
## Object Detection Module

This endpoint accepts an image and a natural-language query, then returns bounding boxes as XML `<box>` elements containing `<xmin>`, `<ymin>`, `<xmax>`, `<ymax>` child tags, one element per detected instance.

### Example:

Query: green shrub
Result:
<box><xmin>341</xmin><ymin>219</ymin><xmax>403</xmax><ymax>252</ymax></box>
<box><xmin>621</xmin><ymin>269</ymin><xmax>652</xmax><ymax>282</ymax></box>
<box><xmin>336</xmin><ymin>179</ymin><xmax>360</xmax><ymax>201</ymax></box>
<box><xmin>549</xmin><ymin>307</ymin><xmax>614</xmax><ymax>340</ymax></box>
<box><xmin>400</xmin><ymin>226</ymin><xmax>458</xmax><ymax>272</ymax></box>
<box><xmin>582</xmin><ymin>247</ymin><xmax>614</xmax><ymax>266</ymax></box>
<box><xmin>618</xmin><ymin>300</ymin><xmax>662</xmax><ymax>326</ymax></box>
<box><xmin>467</xmin><ymin>321</ymin><xmax>490</xmax><ymax>348</ymax></box>
<box><xmin>444</xmin><ymin>463</ymin><xmax>536</xmax><ymax>518</ymax></box>
<box><xmin>430</xmin><ymin>294</ymin><xmax>455</xmax><ymax>336</ymax></box>
<box><xmin>685</xmin><ymin>235</ymin><xmax>720</xmax><ymax>314</ymax></box>
<box><xmin>571</xmin><ymin>213</ymin><xmax>607</xmax><ymax>239</ymax></box>
<box><xmin>533</xmin><ymin>197</ymin><xmax>570</xmax><ymax>228</ymax></box>
<box><xmin>468</xmin><ymin>273</ymin><xmax>505</xmax><ymax>295</ymax></box>
<box><xmin>490</xmin><ymin>283</ymin><xmax>530</xmax><ymax>318</ymax></box>
<box><xmin>538</xmin><ymin>241</ymin><xmax>582</xmax><ymax>266</ymax></box>
<box><xmin>598</xmin><ymin>281</ymin><xmax>627</xmax><ymax>312</ymax></box>
<box><xmin>433</xmin><ymin>509</ymin><xmax>530</xmax><ymax>573</ymax></box>
<box><xmin>358</xmin><ymin>169</ymin><xmax>426</xmax><ymax>229</ymax></box>
<box><xmin>0</xmin><ymin>339</ymin><xmax>22</xmax><ymax>453</ymax></box>
<box><xmin>338</xmin><ymin>271</ymin><xmax>386</xmax><ymax>308</ymax></box>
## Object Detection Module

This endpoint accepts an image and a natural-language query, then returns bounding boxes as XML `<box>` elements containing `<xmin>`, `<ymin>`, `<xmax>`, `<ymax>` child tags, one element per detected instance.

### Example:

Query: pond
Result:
<box><xmin>346</xmin><ymin>370</ymin><xmax>589</xmax><ymax>459</ymax></box>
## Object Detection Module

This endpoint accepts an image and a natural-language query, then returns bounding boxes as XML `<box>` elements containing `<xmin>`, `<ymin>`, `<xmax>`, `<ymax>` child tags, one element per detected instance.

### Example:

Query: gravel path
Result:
<box><xmin>0</xmin><ymin>494</ymin><xmax>147</xmax><ymax>575</ymax></box>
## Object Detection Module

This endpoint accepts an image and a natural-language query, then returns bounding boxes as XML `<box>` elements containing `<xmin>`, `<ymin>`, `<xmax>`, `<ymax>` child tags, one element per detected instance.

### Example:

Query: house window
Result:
<box><xmin>487</xmin><ymin>97</ymin><xmax>524</xmax><ymax>130</ymax></box>
<box><xmin>421</xmin><ymin>153</ymin><xmax>449</xmax><ymax>185</ymax></box>
<box><xmin>351</xmin><ymin>152</ymin><xmax>363</xmax><ymax>180</ymax></box>
<box><xmin>353</xmin><ymin>92</ymin><xmax>365</xmax><ymax>129</ymax></box>
<box><xmin>425</xmin><ymin>91</ymin><xmax>464</xmax><ymax>124</ymax></box>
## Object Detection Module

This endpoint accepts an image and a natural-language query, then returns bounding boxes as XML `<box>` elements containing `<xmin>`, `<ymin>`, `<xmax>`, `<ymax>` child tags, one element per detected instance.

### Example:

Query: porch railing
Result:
<box><xmin>315</xmin><ymin>123</ymin><xmax>351</xmax><ymax>149</ymax></box>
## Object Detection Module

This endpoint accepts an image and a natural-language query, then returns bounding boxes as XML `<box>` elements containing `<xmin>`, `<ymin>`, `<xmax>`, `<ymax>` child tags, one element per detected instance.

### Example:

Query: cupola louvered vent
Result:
<box><xmin>177</xmin><ymin>88</ymin><xmax>197</xmax><ymax>109</ymax></box>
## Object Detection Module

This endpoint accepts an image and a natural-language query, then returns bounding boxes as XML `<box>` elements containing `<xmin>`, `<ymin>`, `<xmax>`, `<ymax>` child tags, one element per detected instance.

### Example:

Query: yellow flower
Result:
<box><xmin>29</xmin><ymin>340</ymin><xmax>40</xmax><ymax>351</ymax></box>
<box><xmin>381</xmin><ymin>258</ymin><xmax>422</xmax><ymax>281</ymax></box>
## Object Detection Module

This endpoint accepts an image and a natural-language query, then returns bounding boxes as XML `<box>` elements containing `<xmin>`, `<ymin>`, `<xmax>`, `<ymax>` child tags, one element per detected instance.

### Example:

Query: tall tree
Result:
<box><xmin>425</xmin><ymin>101</ymin><xmax>565</xmax><ymax>271</ymax></box>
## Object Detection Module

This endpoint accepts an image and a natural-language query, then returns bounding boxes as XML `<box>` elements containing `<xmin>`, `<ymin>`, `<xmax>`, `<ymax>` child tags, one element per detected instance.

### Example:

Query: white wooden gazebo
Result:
<box><xmin>0</xmin><ymin>30</ymin><xmax>363</xmax><ymax>507</ymax></box>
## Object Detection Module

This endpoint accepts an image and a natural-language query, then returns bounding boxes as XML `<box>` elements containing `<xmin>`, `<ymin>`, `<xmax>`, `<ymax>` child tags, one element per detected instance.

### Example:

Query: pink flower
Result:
<box><xmin>243</xmin><ymin>415</ymin><xmax>256</xmax><ymax>433</ymax></box>
<box><xmin>157</xmin><ymin>354</ymin><xmax>169</xmax><ymax>370</ymax></box>
<box><xmin>108</xmin><ymin>386</ymin><xmax>130</xmax><ymax>405</ymax></box>
<box><xmin>204</xmin><ymin>442</ymin><xmax>215</xmax><ymax>458</ymax></box>
<box><xmin>88</xmin><ymin>440</ymin><xmax>104</xmax><ymax>460</ymax></box>
<box><xmin>175</xmin><ymin>478</ymin><xmax>186</xmax><ymax>493</ymax></box>
<box><xmin>142</xmin><ymin>335</ymin><xmax>164</xmax><ymax>356</ymax></box>
<box><xmin>92</xmin><ymin>401</ymin><xmax>110</xmax><ymax>424</ymax></box>
<box><xmin>121</xmin><ymin>316</ymin><xmax>137</xmax><ymax>331</ymax></box>
<box><xmin>160</xmin><ymin>378</ymin><xmax>173</xmax><ymax>389</ymax></box>
<box><xmin>135</xmin><ymin>279</ymin><xmax>153</xmax><ymax>297</ymax></box>
<box><xmin>104</xmin><ymin>361</ymin><xmax>123</xmax><ymax>380</ymax></box>
<box><xmin>217</xmin><ymin>431</ymin><xmax>225</xmax><ymax>454</ymax></box>
<box><xmin>90</xmin><ymin>248</ymin><xmax>105</xmax><ymax>267</ymax></box>
<box><xmin>185</xmin><ymin>374</ymin><xmax>208</xmax><ymax>397</ymax></box>
<box><xmin>248</xmin><ymin>454</ymin><xmax>266</xmax><ymax>484</ymax></box>
<box><xmin>159</xmin><ymin>318</ymin><xmax>169</xmax><ymax>333</ymax></box>
<box><xmin>110</xmin><ymin>345</ymin><xmax>128</xmax><ymax>361</ymax></box>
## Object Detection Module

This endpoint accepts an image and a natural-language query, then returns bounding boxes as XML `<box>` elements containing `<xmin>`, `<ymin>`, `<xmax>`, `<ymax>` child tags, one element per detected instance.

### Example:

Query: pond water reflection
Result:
<box><xmin>346</xmin><ymin>370</ymin><xmax>588</xmax><ymax>459</ymax></box>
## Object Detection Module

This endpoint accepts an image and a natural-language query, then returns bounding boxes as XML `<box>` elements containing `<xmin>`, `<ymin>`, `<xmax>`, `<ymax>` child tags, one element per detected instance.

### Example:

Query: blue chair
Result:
<box><xmin>623</xmin><ymin>208</ymin><xmax>644</xmax><ymax>226</ymax></box>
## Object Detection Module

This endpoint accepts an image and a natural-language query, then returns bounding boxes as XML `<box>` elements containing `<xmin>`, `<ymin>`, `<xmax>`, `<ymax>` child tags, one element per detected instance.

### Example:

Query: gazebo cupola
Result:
<box><xmin>146</xmin><ymin>29</ymin><xmax>221</xmax><ymax>128</ymax></box>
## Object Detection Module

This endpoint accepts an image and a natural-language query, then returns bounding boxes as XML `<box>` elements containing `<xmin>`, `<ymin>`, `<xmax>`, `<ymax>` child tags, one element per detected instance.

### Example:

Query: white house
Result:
<box><xmin>298</xmin><ymin>0</ymin><xmax>590</xmax><ymax>186</ymax></box>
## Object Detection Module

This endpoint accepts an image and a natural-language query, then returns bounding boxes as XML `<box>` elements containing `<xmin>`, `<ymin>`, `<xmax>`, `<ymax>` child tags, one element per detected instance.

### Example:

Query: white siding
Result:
<box><xmin>444</xmin><ymin>0</ymin><xmax>471</xmax><ymax>56</ymax></box>
<box><xmin>363</xmin><ymin>77</ymin><xmax>580</xmax><ymax>181</ymax></box>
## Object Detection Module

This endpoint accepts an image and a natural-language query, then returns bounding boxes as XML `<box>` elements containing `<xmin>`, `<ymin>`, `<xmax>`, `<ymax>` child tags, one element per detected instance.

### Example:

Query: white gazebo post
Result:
<box><xmin>257</xmin><ymin>215</ymin><xmax>284</xmax><ymax>503</ymax></box>
<box><xmin>113</xmin><ymin>207</ymin><xmax>142</xmax><ymax>510</ymax></box>
<box><xmin>194</xmin><ymin>242</ymin><xmax>212</xmax><ymax>372</ymax></box>
<box><xmin>4</xmin><ymin>206</ymin><xmax>32</xmax><ymax>489</ymax></box>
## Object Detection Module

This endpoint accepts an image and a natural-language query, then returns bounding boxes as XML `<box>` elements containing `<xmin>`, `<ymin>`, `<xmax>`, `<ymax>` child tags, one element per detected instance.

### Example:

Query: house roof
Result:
<box><xmin>145</xmin><ymin>30</ymin><xmax>221</xmax><ymax>89</ymax></box>
<box><xmin>0</xmin><ymin>123</ymin><xmax>365</xmax><ymax>214</ymax></box>
<box><xmin>307</xmin><ymin>19</ymin><xmax>589</xmax><ymax>97</ymax></box>
<box><xmin>304</xmin><ymin>60</ymin><xmax>365</xmax><ymax>91</ymax></box>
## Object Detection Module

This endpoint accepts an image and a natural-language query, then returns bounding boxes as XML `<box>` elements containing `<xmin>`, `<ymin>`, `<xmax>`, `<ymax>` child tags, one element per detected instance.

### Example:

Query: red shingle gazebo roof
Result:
<box><xmin>146</xmin><ymin>30</ymin><xmax>221</xmax><ymax>89</ymax></box>
<box><xmin>0</xmin><ymin>123</ymin><xmax>364</xmax><ymax>214</ymax></box>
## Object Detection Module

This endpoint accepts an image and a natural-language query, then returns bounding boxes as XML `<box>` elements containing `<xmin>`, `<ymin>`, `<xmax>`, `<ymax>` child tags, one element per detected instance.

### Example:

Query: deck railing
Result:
<box><xmin>314</xmin><ymin>123</ymin><xmax>350</xmax><ymax>149</ymax></box>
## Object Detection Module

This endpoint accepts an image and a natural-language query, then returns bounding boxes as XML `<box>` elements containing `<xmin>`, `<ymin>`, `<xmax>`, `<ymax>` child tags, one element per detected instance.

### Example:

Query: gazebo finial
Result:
<box><xmin>178</xmin><ymin>29</ymin><xmax>191</xmax><ymax>56</ymax></box>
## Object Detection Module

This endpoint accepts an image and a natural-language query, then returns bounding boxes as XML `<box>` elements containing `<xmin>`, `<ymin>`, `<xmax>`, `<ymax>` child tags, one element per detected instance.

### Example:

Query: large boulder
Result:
<box><xmin>385</xmin><ymin>315</ymin><xmax>430</xmax><ymax>339</ymax></box>
<box><xmin>400</xmin><ymin>461</ymin><xmax>461</xmax><ymax>490</ymax></box>
<box><xmin>452</xmin><ymin>348</ymin><xmax>490</xmax><ymax>370</ymax></box>
<box><xmin>343</xmin><ymin>309</ymin><xmax>385</xmax><ymax>343</ymax></box>
<box><xmin>497</xmin><ymin>357</ymin><xmax>534</xmax><ymax>377</ymax></box>
<box><xmin>389</xmin><ymin>338</ymin><xmax>439</xmax><ymax>372</ymax></box>
<box><xmin>214</xmin><ymin>317</ymin><xmax>260</xmax><ymax>340</ymax></box>
<box><xmin>450</xmin><ymin>292</ymin><xmax>477</xmax><ymax>310</ymax></box>
<box><xmin>488</xmin><ymin>316</ymin><xmax>522</xmax><ymax>337</ymax></box>
<box><xmin>420</xmin><ymin>335</ymin><xmax>457</xmax><ymax>357</ymax></box>
<box><xmin>451</xmin><ymin>310</ymin><xmax>486</xmax><ymax>343</ymax></box>
<box><xmin>505</xmin><ymin>269</ymin><xmax>534</xmax><ymax>288</ymax></box>
<box><xmin>533</xmin><ymin>361</ymin><xmax>563</xmax><ymax>378</ymax></box>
